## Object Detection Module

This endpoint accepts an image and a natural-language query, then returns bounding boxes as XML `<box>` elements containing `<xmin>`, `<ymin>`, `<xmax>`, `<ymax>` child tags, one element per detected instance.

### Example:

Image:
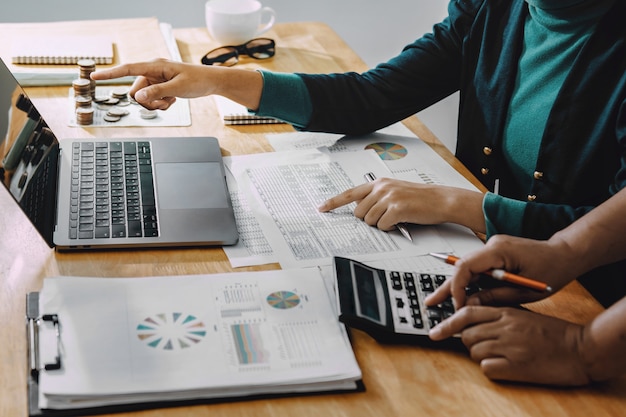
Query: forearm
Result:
<box><xmin>445</xmin><ymin>188</ymin><xmax>487</xmax><ymax>233</ymax></box>
<box><xmin>549</xmin><ymin>187</ymin><xmax>626</xmax><ymax>274</ymax></box>
<box><xmin>211</xmin><ymin>67</ymin><xmax>264</xmax><ymax>111</ymax></box>
<box><xmin>579</xmin><ymin>296</ymin><xmax>626</xmax><ymax>382</ymax></box>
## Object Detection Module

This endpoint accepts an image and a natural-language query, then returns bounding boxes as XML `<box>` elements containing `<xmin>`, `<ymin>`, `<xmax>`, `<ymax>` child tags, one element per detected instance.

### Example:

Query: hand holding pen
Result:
<box><xmin>425</xmin><ymin>251</ymin><xmax>553</xmax><ymax>310</ymax></box>
<box><xmin>429</xmin><ymin>252</ymin><xmax>552</xmax><ymax>292</ymax></box>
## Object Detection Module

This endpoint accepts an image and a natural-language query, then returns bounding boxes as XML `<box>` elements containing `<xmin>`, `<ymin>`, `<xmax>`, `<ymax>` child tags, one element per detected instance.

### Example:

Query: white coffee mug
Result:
<box><xmin>205</xmin><ymin>0</ymin><xmax>276</xmax><ymax>46</ymax></box>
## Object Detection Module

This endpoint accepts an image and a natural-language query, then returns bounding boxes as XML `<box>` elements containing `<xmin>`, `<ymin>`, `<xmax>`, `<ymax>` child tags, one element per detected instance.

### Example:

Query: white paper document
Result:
<box><xmin>268</xmin><ymin>123</ymin><xmax>480</xmax><ymax>192</ymax></box>
<box><xmin>36</xmin><ymin>269</ymin><xmax>361</xmax><ymax>410</ymax></box>
<box><xmin>225</xmin><ymin>148</ymin><xmax>452</xmax><ymax>269</ymax></box>
<box><xmin>224</xmin><ymin>123</ymin><xmax>484</xmax><ymax>268</ymax></box>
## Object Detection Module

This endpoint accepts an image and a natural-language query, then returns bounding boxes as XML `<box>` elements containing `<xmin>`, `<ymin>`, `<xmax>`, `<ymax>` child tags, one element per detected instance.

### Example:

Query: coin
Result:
<box><xmin>74</xmin><ymin>95</ymin><xmax>92</xmax><ymax>107</ymax></box>
<box><xmin>93</xmin><ymin>95</ymin><xmax>110</xmax><ymax>103</ymax></box>
<box><xmin>103</xmin><ymin>114</ymin><xmax>121</xmax><ymax>122</ymax></box>
<box><xmin>72</xmin><ymin>78</ymin><xmax>91</xmax><ymax>97</ymax></box>
<box><xmin>77</xmin><ymin>59</ymin><xmax>96</xmax><ymax>68</ymax></box>
<box><xmin>139</xmin><ymin>108</ymin><xmax>158</xmax><ymax>119</ymax></box>
<box><xmin>75</xmin><ymin>107</ymin><xmax>94</xmax><ymax>125</ymax></box>
<box><xmin>106</xmin><ymin>107</ymin><xmax>130</xmax><ymax>117</ymax></box>
<box><xmin>111</xmin><ymin>87</ymin><xmax>130</xmax><ymax>98</ymax></box>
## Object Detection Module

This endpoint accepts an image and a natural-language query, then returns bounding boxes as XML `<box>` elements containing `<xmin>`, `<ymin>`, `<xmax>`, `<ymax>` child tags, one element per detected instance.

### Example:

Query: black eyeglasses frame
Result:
<box><xmin>201</xmin><ymin>38</ymin><xmax>276</xmax><ymax>66</ymax></box>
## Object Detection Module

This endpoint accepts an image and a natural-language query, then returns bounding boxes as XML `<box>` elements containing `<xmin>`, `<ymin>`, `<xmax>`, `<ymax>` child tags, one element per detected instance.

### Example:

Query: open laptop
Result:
<box><xmin>0</xmin><ymin>58</ymin><xmax>238</xmax><ymax>250</ymax></box>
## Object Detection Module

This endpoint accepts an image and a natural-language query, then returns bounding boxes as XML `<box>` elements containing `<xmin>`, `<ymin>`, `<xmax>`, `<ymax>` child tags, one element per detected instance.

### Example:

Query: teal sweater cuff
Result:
<box><xmin>255</xmin><ymin>71</ymin><xmax>312</xmax><ymax>128</ymax></box>
<box><xmin>482</xmin><ymin>192</ymin><xmax>526</xmax><ymax>239</ymax></box>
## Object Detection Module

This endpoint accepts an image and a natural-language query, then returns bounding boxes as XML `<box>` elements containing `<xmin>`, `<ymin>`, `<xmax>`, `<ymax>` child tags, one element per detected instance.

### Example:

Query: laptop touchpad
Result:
<box><xmin>155</xmin><ymin>162</ymin><xmax>229</xmax><ymax>209</ymax></box>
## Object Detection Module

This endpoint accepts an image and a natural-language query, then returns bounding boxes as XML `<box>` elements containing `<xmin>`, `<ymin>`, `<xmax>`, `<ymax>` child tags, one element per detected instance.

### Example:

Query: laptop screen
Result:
<box><xmin>0</xmin><ymin>58</ymin><xmax>59</xmax><ymax>247</ymax></box>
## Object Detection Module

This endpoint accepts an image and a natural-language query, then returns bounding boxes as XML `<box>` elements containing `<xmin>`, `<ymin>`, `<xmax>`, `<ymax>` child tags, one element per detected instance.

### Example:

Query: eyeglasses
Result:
<box><xmin>201</xmin><ymin>38</ymin><xmax>276</xmax><ymax>66</ymax></box>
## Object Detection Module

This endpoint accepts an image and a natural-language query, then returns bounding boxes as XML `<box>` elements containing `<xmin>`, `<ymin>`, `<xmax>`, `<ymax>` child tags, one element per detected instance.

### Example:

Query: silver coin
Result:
<box><xmin>139</xmin><ymin>108</ymin><xmax>158</xmax><ymax>119</ymax></box>
<box><xmin>93</xmin><ymin>95</ymin><xmax>110</xmax><ymax>103</ymax></box>
<box><xmin>72</xmin><ymin>78</ymin><xmax>91</xmax><ymax>87</ymax></box>
<box><xmin>75</xmin><ymin>107</ymin><xmax>94</xmax><ymax>115</ymax></box>
<box><xmin>77</xmin><ymin>59</ymin><xmax>96</xmax><ymax>68</ymax></box>
<box><xmin>107</xmin><ymin>107</ymin><xmax>130</xmax><ymax>117</ymax></box>
<box><xmin>103</xmin><ymin>114</ymin><xmax>121</xmax><ymax>122</ymax></box>
<box><xmin>111</xmin><ymin>87</ymin><xmax>130</xmax><ymax>98</ymax></box>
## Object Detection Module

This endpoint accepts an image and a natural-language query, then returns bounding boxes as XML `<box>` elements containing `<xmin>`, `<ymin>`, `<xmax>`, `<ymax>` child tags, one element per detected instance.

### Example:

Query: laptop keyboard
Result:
<box><xmin>69</xmin><ymin>141</ymin><xmax>159</xmax><ymax>239</ymax></box>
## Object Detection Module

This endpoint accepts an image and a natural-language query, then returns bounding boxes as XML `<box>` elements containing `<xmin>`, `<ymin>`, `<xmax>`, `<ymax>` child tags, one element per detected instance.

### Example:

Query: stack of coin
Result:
<box><xmin>77</xmin><ymin>59</ymin><xmax>97</xmax><ymax>98</ymax></box>
<box><xmin>74</xmin><ymin>95</ymin><xmax>92</xmax><ymax>109</ymax></box>
<box><xmin>75</xmin><ymin>107</ymin><xmax>94</xmax><ymax>125</ymax></box>
<box><xmin>111</xmin><ymin>87</ymin><xmax>129</xmax><ymax>100</ymax></box>
<box><xmin>72</xmin><ymin>78</ymin><xmax>91</xmax><ymax>97</ymax></box>
<box><xmin>110</xmin><ymin>87</ymin><xmax>132</xmax><ymax>108</ymax></box>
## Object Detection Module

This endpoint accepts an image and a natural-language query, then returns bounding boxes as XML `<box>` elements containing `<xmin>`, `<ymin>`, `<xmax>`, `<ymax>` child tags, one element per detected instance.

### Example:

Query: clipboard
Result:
<box><xmin>25</xmin><ymin>270</ymin><xmax>365</xmax><ymax>416</ymax></box>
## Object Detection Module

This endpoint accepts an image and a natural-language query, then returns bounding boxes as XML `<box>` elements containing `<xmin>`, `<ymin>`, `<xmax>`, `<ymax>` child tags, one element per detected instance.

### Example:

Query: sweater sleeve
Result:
<box><xmin>482</xmin><ymin>192</ymin><xmax>526</xmax><ymax>238</ymax></box>
<box><xmin>295</xmin><ymin>0</ymin><xmax>482</xmax><ymax>135</ymax></box>
<box><xmin>484</xmin><ymin>191</ymin><xmax>604</xmax><ymax>241</ymax></box>
<box><xmin>254</xmin><ymin>70</ymin><xmax>312</xmax><ymax>128</ymax></box>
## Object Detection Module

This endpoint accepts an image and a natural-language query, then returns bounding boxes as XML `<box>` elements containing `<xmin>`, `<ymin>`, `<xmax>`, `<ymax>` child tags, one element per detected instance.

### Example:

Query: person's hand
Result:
<box><xmin>91</xmin><ymin>58</ymin><xmax>263</xmax><ymax>111</ymax></box>
<box><xmin>425</xmin><ymin>234</ymin><xmax>576</xmax><ymax>309</ymax></box>
<box><xmin>429</xmin><ymin>305</ymin><xmax>590</xmax><ymax>386</ymax></box>
<box><xmin>318</xmin><ymin>177</ymin><xmax>486</xmax><ymax>233</ymax></box>
<box><xmin>91</xmin><ymin>59</ymin><xmax>220</xmax><ymax>110</ymax></box>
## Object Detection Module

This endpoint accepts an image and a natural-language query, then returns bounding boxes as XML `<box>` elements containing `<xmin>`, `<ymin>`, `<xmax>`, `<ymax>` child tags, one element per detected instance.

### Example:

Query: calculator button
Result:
<box><xmin>420</xmin><ymin>274</ymin><xmax>435</xmax><ymax>292</ymax></box>
<box><xmin>442</xmin><ymin>299</ymin><xmax>454</xmax><ymax>312</ymax></box>
<box><xmin>434</xmin><ymin>274</ymin><xmax>447</xmax><ymax>286</ymax></box>
<box><xmin>390</xmin><ymin>271</ymin><xmax>403</xmax><ymax>290</ymax></box>
<box><xmin>404</xmin><ymin>272</ymin><xmax>415</xmax><ymax>285</ymax></box>
<box><xmin>395</xmin><ymin>298</ymin><xmax>405</xmax><ymax>308</ymax></box>
<box><xmin>421</xmin><ymin>279</ymin><xmax>434</xmax><ymax>292</ymax></box>
<box><xmin>430</xmin><ymin>317</ymin><xmax>442</xmax><ymax>328</ymax></box>
<box><xmin>411</xmin><ymin>306</ymin><xmax>423</xmax><ymax>329</ymax></box>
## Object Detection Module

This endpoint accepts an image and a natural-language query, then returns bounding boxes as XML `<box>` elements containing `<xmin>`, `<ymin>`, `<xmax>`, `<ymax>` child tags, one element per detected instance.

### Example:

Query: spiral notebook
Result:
<box><xmin>214</xmin><ymin>95</ymin><xmax>285</xmax><ymax>125</ymax></box>
<box><xmin>11</xmin><ymin>34</ymin><xmax>113</xmax><ymax>65</ymax></box>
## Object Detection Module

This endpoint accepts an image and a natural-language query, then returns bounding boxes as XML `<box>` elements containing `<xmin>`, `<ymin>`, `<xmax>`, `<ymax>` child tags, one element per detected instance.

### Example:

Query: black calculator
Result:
<box><xmin>333</xmin><ymin>256</ymin><xmax>462</xmax><ymax>346</ymax></box>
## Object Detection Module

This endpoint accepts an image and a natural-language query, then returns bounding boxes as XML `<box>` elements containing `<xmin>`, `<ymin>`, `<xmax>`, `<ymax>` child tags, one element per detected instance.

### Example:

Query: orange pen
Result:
<box><xmin>429</xmin><ymin>252</ymin><xmax>553</xmax><ymax>293</ymax></box>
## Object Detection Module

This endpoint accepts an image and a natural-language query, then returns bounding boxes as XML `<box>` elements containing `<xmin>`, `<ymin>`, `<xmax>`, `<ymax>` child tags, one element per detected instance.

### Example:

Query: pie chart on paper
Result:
<box><xmin>266</xmin><ymin>291</ymin><xmax>301</xmax><ymax>310</ymax></box>
<box><xmin>365</xmin><ymin>142</ymin><xmax>408</xmax><ymax>160</ymax></box>
<box><xmin>136</xmin><ymin>312</ymin><xmax>207</xmax><ymax>351</ymax></box>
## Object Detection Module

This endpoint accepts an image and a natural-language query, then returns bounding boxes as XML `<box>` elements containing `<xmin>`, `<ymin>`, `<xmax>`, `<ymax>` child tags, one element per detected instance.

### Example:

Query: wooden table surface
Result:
<box><xmin>1</xmin><ymin>20</ymin><xmax>624</xmax><ymax>417</ymax></box>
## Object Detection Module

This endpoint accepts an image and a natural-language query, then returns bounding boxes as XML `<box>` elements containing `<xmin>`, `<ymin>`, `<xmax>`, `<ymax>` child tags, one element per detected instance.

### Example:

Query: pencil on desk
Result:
<box><xmin>363</xmin><ymin>172</ymin><xmax>413</xmax><ymax>242</ymax></box>
<box><xmin>429</xmin><ymin>252</ymin><xmax>553</xmax><ymax>293</ymax></box>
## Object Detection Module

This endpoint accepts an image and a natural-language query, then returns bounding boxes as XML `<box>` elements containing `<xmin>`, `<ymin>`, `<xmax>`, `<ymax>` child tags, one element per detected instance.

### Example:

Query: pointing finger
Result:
<box><xmin>318</xmin><ymin>184</ymin><xmax>371</xmax><ymax>212</ymax></box>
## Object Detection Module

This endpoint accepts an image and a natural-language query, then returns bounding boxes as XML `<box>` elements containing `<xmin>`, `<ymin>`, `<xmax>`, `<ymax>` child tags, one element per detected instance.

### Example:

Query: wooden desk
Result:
<box><xmin>1</xmin><ymin>21</ymin><xmax>624</xmax><ymax>417</ymax></box>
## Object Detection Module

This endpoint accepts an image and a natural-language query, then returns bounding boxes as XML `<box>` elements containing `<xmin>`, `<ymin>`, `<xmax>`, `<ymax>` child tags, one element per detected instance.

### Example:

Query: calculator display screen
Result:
<box><xmin>353</xmin><ymin>263</ymin><xmax>382</xmax><ymax>322</ymax></box>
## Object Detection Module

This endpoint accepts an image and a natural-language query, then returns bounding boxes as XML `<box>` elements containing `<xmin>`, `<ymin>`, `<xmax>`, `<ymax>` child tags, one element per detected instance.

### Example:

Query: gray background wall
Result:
<box><xmin>2</xmin><ymin>0</ymin><xmax>458</xmax><ymax>151</ymax></box>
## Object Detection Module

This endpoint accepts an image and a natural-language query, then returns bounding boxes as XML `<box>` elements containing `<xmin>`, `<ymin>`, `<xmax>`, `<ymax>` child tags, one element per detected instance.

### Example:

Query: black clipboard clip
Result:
<box><xmin>26</xmin><ymin>293</ymin><xmax>63</xmax><ymax>378</ymax></box>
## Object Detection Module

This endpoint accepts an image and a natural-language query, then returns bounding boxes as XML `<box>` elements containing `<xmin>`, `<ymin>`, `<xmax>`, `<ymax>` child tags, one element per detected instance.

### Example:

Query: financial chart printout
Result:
<box><xmin>247</xmin><ymin>162</ymin><xmax>399</xmax><ymax>259</ymax></box>
<box><xmin>36</xmin><ymin>270</ymin><xmax>361</xmax><ymax>409</ymax></box>
<box><xmin>227</xmin><ymin>149</ymin><xmax>449</xmax><ymax>269</ymax></box>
